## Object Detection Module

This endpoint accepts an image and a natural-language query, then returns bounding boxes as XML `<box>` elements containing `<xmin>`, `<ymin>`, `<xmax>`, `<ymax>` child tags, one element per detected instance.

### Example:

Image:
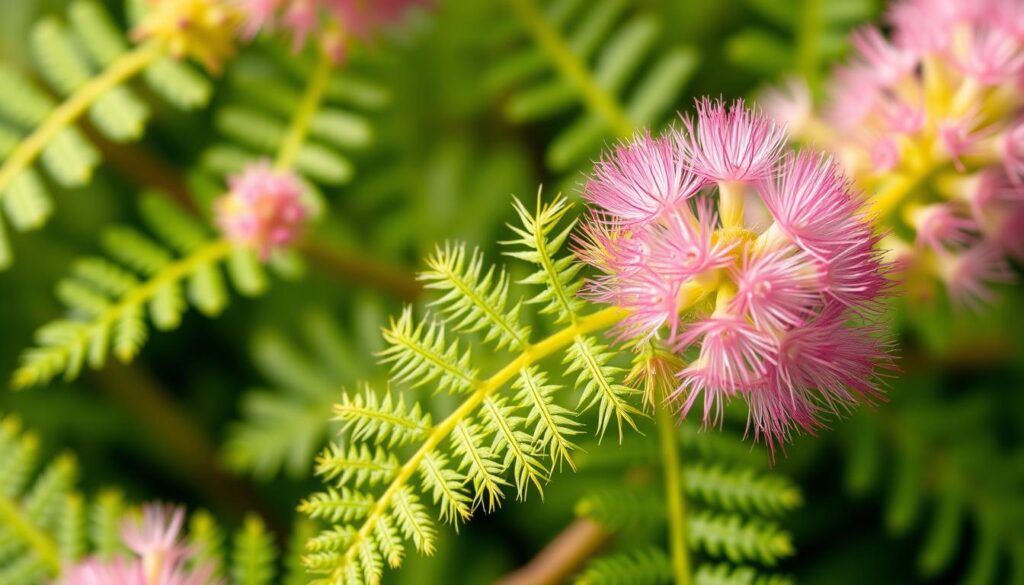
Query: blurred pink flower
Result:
<box><xmin>237</xmin><ymin>0</ymin><xmax>429</xmax><ymax>61</ymax></box>
<box><xmin>767</xmin><ymin>0</ymin><xmax>1024</xmax><ymax>309</ymax></box>
<box><xmin>215</xmin><ymin>162</ymin><xmax>308</xmax><ymax>260</ymax></box>
<box><xmin>60</xmin><ymin>504</ymin><xmax>218</xmax><ymax>585</ymax></box>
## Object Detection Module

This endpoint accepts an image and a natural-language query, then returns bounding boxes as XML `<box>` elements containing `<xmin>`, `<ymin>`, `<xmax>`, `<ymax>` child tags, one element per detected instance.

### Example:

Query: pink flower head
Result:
<box><xmin>578</xmin><ymin>104</ymin><xmax>892</xmax><ymax>451</ymax></box>
<box><xmin>673</xmin><ymin>316</ymin><xmax>776</xmax><ymax>426</ymax></box>
<box><xmin>760</xmin><ymin>78</ymin><xmax>813</xmax><ymax>135</ymax></box>
<box><xmin>121</xmin><ymin>504</ymin><xmax>185</xmax><ymax>559</ymax></box>
<box><xmin>942</xmin><ymin>243</ymin><xmax>1015</xmax><ymax>309</ymax></box>
<box><xmin>678</xmin><ymin>98</ymin><xmax>787</xmax><ymax>184</ymax></box>
<box><xmin>62</xmin><ymin>503</ymin><xmax>219</xmax><ymax>585</ymax></box>
<box><xmin>956</xmin><ymin>25</ymin><xmax>1024</xmax><ymax>85</ymax></box>
<box><xmin>584</xmin><ymin>131</ymin><xmax>703</xmax><ymax>225</ymax></box>
<box><xmin>800</xmin><ymin>0</ymin><xmax>1024</xmax><ymax>309</ymax></box>
<box><xmin>61</xmin><ymin>558</ymin><xmax>146</xmax><ymax>585</ymax></box>
<box><xmin>730</xmin><ymin>248</ymin><xmax>822</xmax><ymax>331</ymax></box>
<box><xmin>1003</xmin><ymin>121</ymin><xmax>1024</xmax><ymax>184</ymax></box>
<box><xmin>759</xmin><ymin>151</ymin><xmax>865</xmax><ymax>258</ymax></box>
<box><xmin>237</xmin><ymin>0</ymin><xmax>429</xmax><ymax>61</ymax></box>
<box><xmin>914</xmin><ymin>203</ymin><xmax>979</xmax><ymax>251</ymax></box>
<box><xmin>216</xmin><ymin>162</ymin><xmax>308</xmax><ymax>260</ymax></box>
<box><xmin>849</xmin><ymin>26</ymin><xmax>919</xmax><ymax>85</ymax></box>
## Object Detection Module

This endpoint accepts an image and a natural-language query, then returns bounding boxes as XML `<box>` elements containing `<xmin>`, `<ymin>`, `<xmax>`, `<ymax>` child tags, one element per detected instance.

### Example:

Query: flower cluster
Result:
<box><xmin>133</xmin><ymin>0</ymin><xmax>243</xmax><ymax>73</ymax></box>
<box><xmin>578</xmin><ymin>98</ymin><xmax>892</xmax><ymax>450</ymax></box>
<box><xmin>60</xmin><ymin>504</ymin><xmax>217</xmax><ymax>585</ymax></box>
<box><xmin>215</xmin><ymin>162</ymin><xmax>309</xmax><ymax>259</ymax></box>
<box><xmin>765</xmin><ymin>0</ymin><xmax>1024</xmax><ymax>309</ymax></box>
<box><xmin>237</xmin><ymin>0</ymin><xmax>429</xmax><ymax>62</ymax></box>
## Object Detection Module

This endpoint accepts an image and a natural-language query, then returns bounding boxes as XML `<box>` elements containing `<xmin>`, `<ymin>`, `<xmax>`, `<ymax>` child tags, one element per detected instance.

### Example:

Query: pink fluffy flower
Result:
<box><xmin>60</xmin><ymin>504</ymin><xmax>218</xmax><ymax>585</ymax></box>
<box><xmin>578</xmin><ymin>103</ymin><xmax>892</xmax><ymax>450</ymax></box>
<box><xmin>215</xmin><ymin>162</ymin><xmax>308</xmax><ymax>260</ymax></box>
<box><xmin>678</xmin><ymin>98</ymin><xmax>787</xmax><ymax>184</ymax></box>
<box><xmin>585</xmin><ymin>131</ymin><xmax>703</xmax><ymax>225</ymax></box>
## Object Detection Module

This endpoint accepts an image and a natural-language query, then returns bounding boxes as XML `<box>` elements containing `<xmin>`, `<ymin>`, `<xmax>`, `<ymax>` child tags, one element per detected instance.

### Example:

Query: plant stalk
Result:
<box><xmin>0</xmin><ymin>41</ymin><xmax>165</xmax><ymax>196</ymax></box>
<box><xmin>274</xmin><ymin>52</ymin><xmax>333</xmax><ymax>171</ymax></box>
<box><xmin>656</xmin><ymin>386</ymin><xmax>693</xmax><ymax>585</ymax></box>
<box><xmin>504</xmin><ymin>0</ymin><xmax>634</xmax><ymax>138</ymax></box>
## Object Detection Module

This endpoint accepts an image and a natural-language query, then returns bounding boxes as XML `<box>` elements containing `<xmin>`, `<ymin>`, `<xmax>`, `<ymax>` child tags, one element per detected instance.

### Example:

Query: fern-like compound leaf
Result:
<box><xmin>315</xmin><ymin>444</ymin><xmax>400</xmax><ymax>489</ymax></box>
<box><xmin>514</xmin><ymin>366</ymin><xmax>581</xmax><ymax>471</ymax></box>
<box><xmin>12</xmin><ymin>194</ymin><xmax>266</xmax><ymax>389</ymax></box>
<box><xmin>0</xmin><ymin>1</ymin><xmax>212</xmax><ymax>269</ymax></box>
<box><xmin>379</xmin><ymin>308</ymin><xmax>479</xmax><ymax>395</ymax></box>
<box><xmin>684</xmin><ymin>464</ymin><xmax>803</xmax><ymax>517</ymax></box>
<box><xmin>506</xmin><ymin>195</ymin><xmax>583</xmax><ymax>323</ymax></box>
<box><xmin>232</xmin><ymin>515</ymin><xmax>277</xmax><ymax>585</ymax></box>
<box><xmin>494</xmin><ymin>0</ymin><xmax>699</xmax><ymax>171</ymax></box>
<box><xmin>332</xmin><ymin>386</ymin><xmax>432</xmax><ymax>449</ymax></box>
<box><xmin>421</xmin><ymin>242</ymin><xmax>530</xmax><ymax>351</ymax></box>
<box><xmin>301</xmin><ymin>198</ymin><xmax>638</xmax><ymax>582</ymax></box>
<box><xmin>688</xmin><ymin>512</ymin><xmax>794</xmax><ymax>567</ymax></box>
<box><xmin>481</xmin><ymin>396</ymin><xmax>548</xmax><ymax>500</ymax></box>
<box><xmin>299</xmin><ymin>489</ymin><xmax>376</xmax><ymax>524</ymax></box>
<box><xmin>694</xmin><ymin>563</ymin><xmax>795</xmax><ymax>585</ymax></box>
<box><xmin>566</xmin><ymin>335</ymin><xmax>642</xmax><ymax>440</ymax></box>
<box><xmin>450</xmin><ymin>419</ymin><xmax>508</xmax><ymax>513</ymax></box>
<box><xmin>418</xmin><ymin>452</ymin><xmax>473</xmax><ymax>525</ymax></box>
<box><xmin>575</xmin><ymin>547</ymin><xmax>673</xmax><ymax>585</ymax></box>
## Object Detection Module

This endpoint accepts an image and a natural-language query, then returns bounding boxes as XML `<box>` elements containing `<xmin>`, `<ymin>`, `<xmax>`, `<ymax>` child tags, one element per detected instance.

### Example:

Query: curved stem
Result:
<box><xmin>333</xmin><ymin>306</ymin><xmax>630</xmax><ymax>578</ymax></box>
<box><xmin>274</xmin><ymin>53</ymin><xmax>333</xmax><ymax>171</ymax></box>
<box><xmin>656</xmin><ymin>387</ymin><xmax>692</xmax><ymax>585</ymax></box>
<box><xmin>495</xmin><ymin>519</ymin><xmax>613</xmax><ymax>585</ymax></box>
<box><xmin>0</xmin><ymin>41</ymin><xmax>164</xmax><ymax>196</ymax></box>
<box><xmin>505</xmin><ymin>0</ymin><xmax>634</xmax><ymax>138</ymax></box>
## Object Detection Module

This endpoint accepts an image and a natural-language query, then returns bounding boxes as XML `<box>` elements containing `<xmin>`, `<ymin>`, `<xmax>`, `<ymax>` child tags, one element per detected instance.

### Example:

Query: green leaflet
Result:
<box><xmin>12</xmin><ymin>194</ymin><xmax>270</xmax><ymax>389</ymax></box>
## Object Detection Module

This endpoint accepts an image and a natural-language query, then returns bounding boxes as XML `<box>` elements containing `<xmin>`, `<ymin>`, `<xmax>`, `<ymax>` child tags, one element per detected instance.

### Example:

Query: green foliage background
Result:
<box><xmin>0</xmin><ymin>0</ymin><xmax>1021</xmax><ymax>583</ymax></box>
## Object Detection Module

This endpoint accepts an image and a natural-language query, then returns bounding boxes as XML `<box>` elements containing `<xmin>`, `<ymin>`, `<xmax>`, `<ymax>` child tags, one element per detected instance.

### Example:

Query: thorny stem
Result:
<box><xmin>0</xmin><ymin>41</ymin><xmax>165</xmax><ymax>196</ymax></box>
<box><xmin>505</xmin><ymin>0</ymin><xmax>635</xmax><ymax>138</ymax></box>
<box><xmin>656</xmin><ymin>384</ymin><xmax>693</xmax><ymax>585</ymax></box>
<box><xmin>275</xmin><ymin>52</ymin><xmax>333</xmax><ymax>171</ymax></box>
<box><xmin>333</xmin><ymin>306</ymin><xmax>630</xmax><ymax>577</ymax></box>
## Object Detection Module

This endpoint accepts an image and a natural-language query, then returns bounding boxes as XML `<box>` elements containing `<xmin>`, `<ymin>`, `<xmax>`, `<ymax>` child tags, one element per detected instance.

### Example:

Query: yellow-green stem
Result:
<box><xmin>0</xmin><ymin>41</ymin><xmax>164</xmax><ymax>196</ymax></box>
<box><xmin>504</xmin><ymin>0</ymin><xmax>634</xmax><ymax>138</ymax></box>
<box><xmin>334</xmin><ymin>306</ymin><xmax>630</xmax><ymax>576</ymax></box>
<box><xmin>274</xmin><ymin>53</ymin><xmax>333</xmax><ymax>171</ymax></box>
<box><xmin>655</xmin><ymin>388</ymin><xmax>692</xmax><ymax>585</ymax></box>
